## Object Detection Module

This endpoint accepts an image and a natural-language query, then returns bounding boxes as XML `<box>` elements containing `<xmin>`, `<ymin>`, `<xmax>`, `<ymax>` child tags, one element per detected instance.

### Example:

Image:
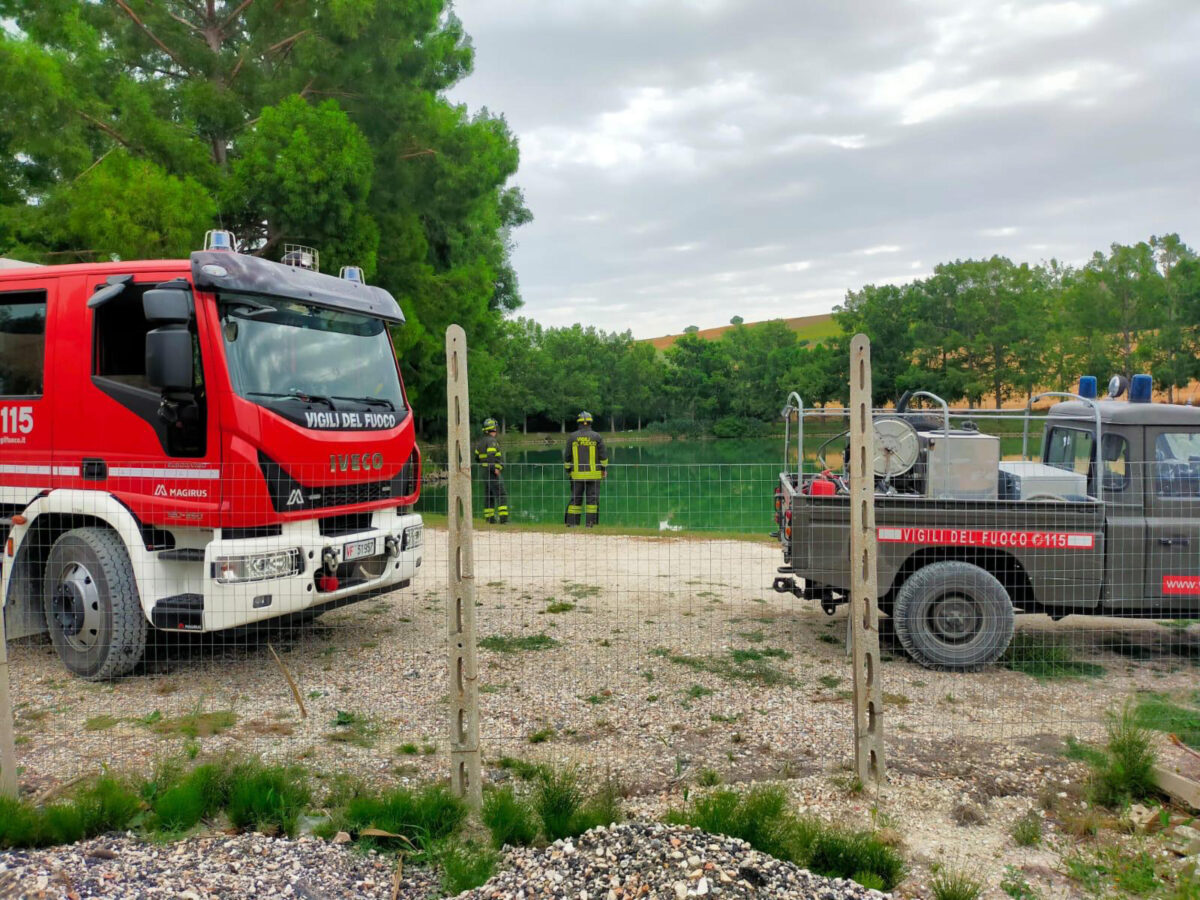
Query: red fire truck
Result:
<box><xmin>0</xmin><ymin>234</ymin><xmax>423</xmax><ymax>679</ymax></box>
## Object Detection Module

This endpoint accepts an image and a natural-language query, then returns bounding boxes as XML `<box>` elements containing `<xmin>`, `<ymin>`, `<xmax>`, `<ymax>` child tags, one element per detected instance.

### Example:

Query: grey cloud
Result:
<box><xmin>451</xmin><ymin>0</ymin><xmax>1200</xmax><ymax>336</ymax></box>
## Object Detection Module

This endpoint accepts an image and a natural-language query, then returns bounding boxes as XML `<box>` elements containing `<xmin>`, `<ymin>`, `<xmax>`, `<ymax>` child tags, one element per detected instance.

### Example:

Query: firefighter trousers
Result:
<box><xmin>565</xmin><ymin>478</ymin><xmax>600</xmax><ymax>527</ymax></box>
<box><xmin>483</xmin><ymin>472</ymin><xmax>508</xmax><ymax>523</ymax></box>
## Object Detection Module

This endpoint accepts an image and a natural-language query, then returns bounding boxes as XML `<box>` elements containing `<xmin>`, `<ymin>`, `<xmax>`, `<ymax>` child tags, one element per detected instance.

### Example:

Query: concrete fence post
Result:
<box><xmin>848</xmin><ymin>333</ymin><xmax>886</xmax><ymax>787</ymax></box>
<box><xmin>445</xmin><ymin>324</ymin><xmax>482</xmax><ymax>809</ymax></box>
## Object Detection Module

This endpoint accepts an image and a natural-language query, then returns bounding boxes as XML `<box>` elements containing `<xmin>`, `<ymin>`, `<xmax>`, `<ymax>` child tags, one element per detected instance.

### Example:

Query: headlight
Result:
<box><xmin>214</xmin><ymin>548</ymin><xmax>302</xmax><ymax>583</ymax></box>
<box><xmin>402</xmin><ymin>524</ymin><xmax>423</xmax><ymax>551</ymax></box>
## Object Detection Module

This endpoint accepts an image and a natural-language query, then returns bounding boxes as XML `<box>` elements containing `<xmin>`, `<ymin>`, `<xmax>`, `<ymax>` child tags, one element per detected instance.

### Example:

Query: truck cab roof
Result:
<box><xmin>1049</xmin><ymin>399</ymin><xmax>1200</xmax><ymax>427</ymax></box>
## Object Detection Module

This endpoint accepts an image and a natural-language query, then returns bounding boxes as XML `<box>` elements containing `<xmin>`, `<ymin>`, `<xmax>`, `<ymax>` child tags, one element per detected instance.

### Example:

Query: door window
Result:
<box><xmin>1154</xmin><ymin>432</ymin><xmax>1200</xmax><ymax>498</ymax></box>
<box><xmin>0</xmin><ymin>290</ymin><xmax>46</xmax><ymax>397</ymax></box>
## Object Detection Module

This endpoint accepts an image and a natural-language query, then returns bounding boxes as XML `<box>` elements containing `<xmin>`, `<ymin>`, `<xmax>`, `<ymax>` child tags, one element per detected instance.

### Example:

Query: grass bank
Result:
<box><xmin>418</xmin><ymin>512</ymin><xmax>776</xmax><ymax>544</ymax></box>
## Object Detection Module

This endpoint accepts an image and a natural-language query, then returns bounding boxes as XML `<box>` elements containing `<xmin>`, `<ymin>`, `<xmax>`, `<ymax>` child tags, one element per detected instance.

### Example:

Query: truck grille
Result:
<box><xmin>258</xmin><ymin>452</ymin><xmax>401</xmax><ymax>513</ymax></box>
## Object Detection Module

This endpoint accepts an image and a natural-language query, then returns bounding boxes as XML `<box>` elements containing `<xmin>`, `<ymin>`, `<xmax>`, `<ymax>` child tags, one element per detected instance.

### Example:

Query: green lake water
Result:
<box><xmin>416</xmin><ymin>431</ymin><xmax>1045</xmax><ymax>533</ymax></box>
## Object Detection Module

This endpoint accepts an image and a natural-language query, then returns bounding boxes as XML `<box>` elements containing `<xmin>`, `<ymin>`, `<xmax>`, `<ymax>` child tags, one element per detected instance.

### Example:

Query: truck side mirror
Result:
<box><xmin>143</xmin><ymin>288</ymin><xmax>192</xmax><ymax>325</ymax></box>
<box><xmin>146</xmin><ymin>326</ymin><xmax>194</xmax><ymax>390</ymax></box>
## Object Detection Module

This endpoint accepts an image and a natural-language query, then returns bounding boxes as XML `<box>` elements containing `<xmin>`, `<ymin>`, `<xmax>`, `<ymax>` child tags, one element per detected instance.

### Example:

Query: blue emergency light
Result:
<box><xmin>1078</xmin><ymin>376</ymin><xmax>1097</xmax><ymax>399</ymax></box>
<box><xmin>339</xmin><ymin>266</ymin><xmax>364</xmax><ymax>283</ymax></box>
<box><xmin>1130</xmin><ymin>374</ymin><xmax>1153</xmax><ymax>403</ymax></box>
<box><xmin>204</xmin><ymin>230</ymin><xmax>237</xmax><ymax>252</ymax></box>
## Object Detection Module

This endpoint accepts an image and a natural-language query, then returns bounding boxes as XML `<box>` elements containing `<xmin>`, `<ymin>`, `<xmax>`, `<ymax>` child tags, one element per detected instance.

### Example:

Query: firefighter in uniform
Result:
<box><xmin>564</xmin><ymin>410</ymin><xmax>608</xmax><ymax>527</ymax></box>
<box><xmin>474</xmin><ymin>417</ymin><xmax>508</xmax><ymax>524</ymax></box>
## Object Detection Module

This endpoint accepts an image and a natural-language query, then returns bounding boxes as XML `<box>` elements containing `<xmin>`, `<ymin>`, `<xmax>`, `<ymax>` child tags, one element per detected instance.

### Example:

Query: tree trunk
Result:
<box><xmin>522</xmin><ymin>415</ymin><xmax>527</xmax><ymax>435</ymax></box>
<box><xmin>637</xmin><ymin>416</ymin><xmax>642</xmax><ymax>431</ymax></box>
<box><xmin>561</xmin><ymin>419</ymin><xmax>566</xmax><ymax>433</ymax></box>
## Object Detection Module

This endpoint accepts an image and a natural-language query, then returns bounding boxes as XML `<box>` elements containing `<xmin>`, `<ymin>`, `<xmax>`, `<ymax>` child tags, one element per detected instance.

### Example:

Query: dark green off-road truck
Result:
<box><xmin>772</xmin><ymin>381</ymin><xmax>1200</xmax><ymax>671</ymax></box>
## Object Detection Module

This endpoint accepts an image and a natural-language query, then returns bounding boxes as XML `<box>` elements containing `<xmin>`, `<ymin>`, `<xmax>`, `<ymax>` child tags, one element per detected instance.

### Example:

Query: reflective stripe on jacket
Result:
<box><xmin>474</xmin><ymin>435</ymin><xmax>503</xmax><ymax>472</ymax></box>
<box><xmin>564</xmin><ymin>427</ymin><xmax>608</xmax><ymax>480</ymax></box>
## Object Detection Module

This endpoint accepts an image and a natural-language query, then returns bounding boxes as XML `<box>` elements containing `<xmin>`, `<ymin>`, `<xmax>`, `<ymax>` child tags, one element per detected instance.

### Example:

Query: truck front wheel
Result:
<box><xmin>44</xmin><ymin>528</ymin><xmax>147</xmax><ymax>680</ymax></box>
<box><xmin>893</xmin><ymin>561</ymin><xmax>1014</xmax><ymax>671</ymax></box>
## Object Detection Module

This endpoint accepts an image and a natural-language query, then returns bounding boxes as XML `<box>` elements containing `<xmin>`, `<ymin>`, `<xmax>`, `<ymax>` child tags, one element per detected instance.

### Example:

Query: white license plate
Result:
<box><xmin>404</xmin><ymin>524</ymin><xmax>423</xmax><ymax>550</ymax></box>
<box><xmin>343</xmin><ymin>538</ymin><xmax>377</xmax><ymax>561</ymax></box>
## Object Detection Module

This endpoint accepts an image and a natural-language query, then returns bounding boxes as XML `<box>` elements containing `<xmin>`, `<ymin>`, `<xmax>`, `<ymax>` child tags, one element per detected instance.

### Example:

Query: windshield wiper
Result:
<box><xmin>247</xmin><ymin>391</ymin><xmax>337</xmax><ymax>409</ymax></box>
<box><xmin>333</xmin><ymin>396</ymin><xmax>395</xmax><ymax>410</ymax></box>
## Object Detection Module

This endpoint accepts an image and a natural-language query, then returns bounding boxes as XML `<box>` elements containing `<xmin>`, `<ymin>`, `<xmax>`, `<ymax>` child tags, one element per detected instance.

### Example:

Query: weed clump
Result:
<box><xmin>0</xmin><ymin>776</ymin><xmax>142</xmax><ymax>849</ymax></box>
<box><xmin>225</xmin><ymin>764</ymin><xmax>310</xmax><ymax>837</ymax></box>
<box><xmin>1010</xmin><ymin>811</ymin><xmax>1042</xmax><ymax>847</ymax></box>
<box><xmin>929</xmin><ymin>866</ymin><xmax>985</xmax><ymax>900</ymax></box>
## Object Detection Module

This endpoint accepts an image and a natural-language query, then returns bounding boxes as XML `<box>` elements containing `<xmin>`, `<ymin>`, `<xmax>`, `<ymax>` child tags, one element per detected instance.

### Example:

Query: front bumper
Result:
<box><xmin>161</xmin><ymin>510</ymin><xmax>423</xmax><ymax>632</ymax></box>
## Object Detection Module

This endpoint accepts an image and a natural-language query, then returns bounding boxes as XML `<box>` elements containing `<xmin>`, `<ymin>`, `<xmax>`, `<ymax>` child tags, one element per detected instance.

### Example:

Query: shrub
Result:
<box><xmin>1090</xmin><ymin>701</ymin><xmax>1157</xmax><ymax>808</ymax></box>
<box><xmin>482</xmin><ymin>786</ymin><xmax>539</xmax><ymax>848</ymax></box>
<box><xmin>807</xmin><ymin>829</ymin><xmax>906</xmax><ymax>888</ymax></box>
<box><xmin>0</xmin><ymin>796</ymin><xmax>48</xmax><ymax>848</ymax></box>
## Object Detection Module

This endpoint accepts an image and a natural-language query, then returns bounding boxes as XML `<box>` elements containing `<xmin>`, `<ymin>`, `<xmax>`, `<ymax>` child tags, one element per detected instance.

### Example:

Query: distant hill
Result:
<box><xmin>646</xmin><ymin>312</ymin><xmax>839</xmax><ymax>351</ymax></box>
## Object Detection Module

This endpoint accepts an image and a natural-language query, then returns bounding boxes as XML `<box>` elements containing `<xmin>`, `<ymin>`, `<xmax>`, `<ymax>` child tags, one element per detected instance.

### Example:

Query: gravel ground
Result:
<box><xmin>6</xmin><ymin>527</ymin><xmax>1199</xmax><ymax>898</ymax></box>
<box><xmin>0</xmin><ymin>831</ymin><xmax>429</xmax><ymax>899</ymax></box>
<box><xmin>460</xmin><ymin>822</ymin><xmax>888</xmax><ymax>900</ymax></box>
<box><xmin>0</xmin><ymin>823</ymin><xmax>887</xmax><ymax>900</ymax></box>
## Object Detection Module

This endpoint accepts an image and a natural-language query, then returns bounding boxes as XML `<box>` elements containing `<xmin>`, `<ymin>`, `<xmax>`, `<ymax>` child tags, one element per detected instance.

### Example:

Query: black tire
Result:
<box><xmin>44</xmin><ymin>528</ymin><xmax>147</xmax><ymax>679</ymax></box>
<box><xmin>893</xmin><ymin>561</ymin><xmax>1014</xmax><ymax>671</ymax></box>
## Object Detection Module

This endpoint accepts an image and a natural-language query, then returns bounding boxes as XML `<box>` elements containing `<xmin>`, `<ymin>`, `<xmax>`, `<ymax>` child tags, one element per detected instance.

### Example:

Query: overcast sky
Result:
<box><xmin>448</xmin><ymin>0</ymin><xmax>1200</xmax><ymax>339</ymax></box>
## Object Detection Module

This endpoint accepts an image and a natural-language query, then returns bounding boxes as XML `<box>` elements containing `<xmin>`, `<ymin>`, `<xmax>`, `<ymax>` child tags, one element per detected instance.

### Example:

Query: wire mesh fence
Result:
<box><xmin>1</xmin><ymin>407</ymin><xmax>1198</xmax><ymax>816</ymax></box>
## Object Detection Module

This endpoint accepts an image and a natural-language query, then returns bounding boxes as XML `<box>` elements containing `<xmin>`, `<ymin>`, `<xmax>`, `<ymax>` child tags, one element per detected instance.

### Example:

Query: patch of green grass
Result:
<box><xmin>438</xmin><ymin>840</ymin><xmax>498</xmax><ymax>894</ymax></box>
<box><xmin>665</xmin><ymin>786</ymin><xmax>904</xmax><ymax>890</ymax></box>
<box><xmin>730</xmin><ymin>647</ymin><xmax>790</xmax><ymax>662</ymax></box>
<box><xmin>336</xmin><ymin>784</ymin><xmax>468</xmax><ymax>856</ymax></box>
<box><xmin>397</xmin><ymin>743</ymin><xmax>420</xmax><ymax>756</ymax></box>
<box><xmin>1134</xmin><ymin>692</ymin><xmax>1200</xmax><ymax>749</ymax></box>
<box><xmin>479</xmin><ymin>633</ymin><xmax>560</xmax><ymax>653</ymax></box>
<box><xmin>225</xmin><ymin>763</ymin><xmax>310</xmax><ymax>837</ymax></box>
<box><xmin>883</xmin><ymin>692</ymin><xmax>911</xmax><ymax>708</ymax></box>
<box><xmin>653</xmin><ymin>647</ymin><xmax>798</xmax><ymax>688</ymax></box>
<box><xmin>148</xmin><ymin>762</ymin><xmax>228</xmax><ymax>833</ymax></box>
<box><xmin>684</xmin><ymin>684</ymin><xmax>714</xmax><ymax>701</ymax></box>
<box><xmin>563</xmin><ymin>583</ymin><xmax>602</xmax><ymax>599</ymax></box>
<box><xmin>1010</xmin><ymin>811</ymin><xmax>1042</xmax><ymax>847</ymax></box>
<box><xmin>738</xmin><ymin>630</ymin><xmax>765</xmax><ymax>643</ymax></box>
<box><xmin>1065</xmin><ymin>846</ymin><xmax>1161</xmax><ymax>897</ymax></box>
<box><xmin>527</xmin><ymin>727</ymin><xmax>555</xmax><ymax>744</ymax></box>
<box><xmin>929</xmin><ymin>866</ymin><xmax>984</xmax><ymax>900</ymax></box>
<box><xmin>818</xmin><ymin>674</ymin><xmax>842</xmax><ymax>689</ymax></box>
<box><xmin>816</xmin><ymin>633</ymin><xmax>840</xmax><ymax>646</ymax></box>
<box><xmin>482</xmin><ymin>785</ymin><xmax>540</xmax><ymax>848</ymax></box>
<box><xmin>532</xmin><ymin>766</ymin><xmax>584</xmax><ymax>842</ymax></box>
<box><xmin>326</xmin><ymin>710</ymin><xmax>380</xmax><ymax>749</ymax></box>
<box><xmin>697</xmin><ymin>768</ymin><xmax>722</xmax><ymax>787</ymax></box>
<box><xmin>84</xmin><ymin>714</ymin><xmax>120</xmax><ymax>731</ymax></box>
<box><xmin>543</xmin><ymin>601</ymin><xmax>576</xmax><ymax>614</ymax></box>
<box><xmin>151</xmin><ymin>708</ymin><xmax>237</xmax><ymax>739</ymax></box>
<box><xmin>1001</xmin><ymin>633</ymin><xmax>1105</xmax><ymax>680</ymax></box>
<box><xmin>709</xmin><ymin>712</ymin><xmax>740</xmax><ymax>724</ymax></box>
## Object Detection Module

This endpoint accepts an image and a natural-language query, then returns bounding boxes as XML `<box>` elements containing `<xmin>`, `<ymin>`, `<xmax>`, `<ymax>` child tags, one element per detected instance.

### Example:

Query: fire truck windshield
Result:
<box><xmin>220</xmin><ymin>294</ymin><xmax>405</xmax><ymax>429</ymax></box>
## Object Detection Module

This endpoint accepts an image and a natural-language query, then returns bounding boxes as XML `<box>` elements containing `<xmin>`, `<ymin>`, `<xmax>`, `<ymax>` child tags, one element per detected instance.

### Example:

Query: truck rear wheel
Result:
<box><xmin>893</xmin><ymin>561</ymin><xmax>1014</xmax><ymax>671</ymax></box>
<box><xmin>44</xmin><ymin>528</ymin><xmax>147</xmax><ymax>680</ymax></box>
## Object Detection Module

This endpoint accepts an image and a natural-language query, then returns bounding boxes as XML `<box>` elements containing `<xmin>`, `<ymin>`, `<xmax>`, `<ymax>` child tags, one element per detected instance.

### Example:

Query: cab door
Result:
<box><xmin>0</xmin><ymin>275</ymin><xmax>54</xmax><ymax>504</ymax></box>
<box><xmin>55</xmin><ymin>272</ymin><xmax>223</xmax><ymax>528</ymax></box>
<box><xmin>1144</xmin><ymin>426</ymin><xmax>1200</xmax><ymax>615</ymax></box>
